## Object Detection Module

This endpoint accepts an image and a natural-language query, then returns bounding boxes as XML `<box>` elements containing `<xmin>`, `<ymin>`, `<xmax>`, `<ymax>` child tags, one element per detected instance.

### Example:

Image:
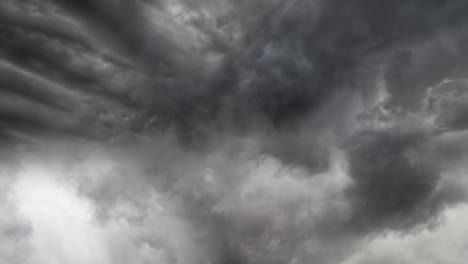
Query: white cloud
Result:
<box><xmin>13</xmin><ymin>164</ymin><xmax>110</xmax><ymax>264</ymax></box>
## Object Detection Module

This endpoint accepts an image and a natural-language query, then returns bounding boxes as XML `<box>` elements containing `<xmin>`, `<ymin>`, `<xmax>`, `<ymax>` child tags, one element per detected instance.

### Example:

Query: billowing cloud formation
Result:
<box><xmin>2</xmin><ymin>0</ymin><xmax>468</xmax><ymax>263</ymax></box>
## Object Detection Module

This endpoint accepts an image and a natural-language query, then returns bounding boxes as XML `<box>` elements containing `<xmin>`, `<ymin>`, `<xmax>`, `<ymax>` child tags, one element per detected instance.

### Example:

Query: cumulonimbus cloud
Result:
<box><xmin>2</xmin><ymin>0</ymin><xmax>468</xmax><ymax>263</ymax></box>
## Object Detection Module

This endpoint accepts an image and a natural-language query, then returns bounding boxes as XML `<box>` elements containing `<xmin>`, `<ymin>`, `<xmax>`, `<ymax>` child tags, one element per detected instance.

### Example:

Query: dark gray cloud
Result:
<box><xmin>3</xmin><ymin>0</ymin><xmax>468</xmax><ymax>263</ymax></box>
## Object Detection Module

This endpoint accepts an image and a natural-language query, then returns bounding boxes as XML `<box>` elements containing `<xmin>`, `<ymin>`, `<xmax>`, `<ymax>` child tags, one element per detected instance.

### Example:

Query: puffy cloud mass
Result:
<box><xmin>2</xmin><ymin>0</ymin><xmax>468</xmax><ymax>263</ymax></box>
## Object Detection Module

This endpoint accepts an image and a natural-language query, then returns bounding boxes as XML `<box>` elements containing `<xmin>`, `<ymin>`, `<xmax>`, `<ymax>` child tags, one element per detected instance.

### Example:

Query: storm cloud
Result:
<box><xmin>2</xmin><ymin>0</ymin><xmax>468</xmax><ymax>263</ymax></box>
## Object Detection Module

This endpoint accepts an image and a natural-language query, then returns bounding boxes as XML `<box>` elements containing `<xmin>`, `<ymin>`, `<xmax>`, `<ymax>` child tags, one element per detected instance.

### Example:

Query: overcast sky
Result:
<box><xmin>2</xmin><ymin>0</ymin><xmax>468</xmax><ymax>263</ymax></box>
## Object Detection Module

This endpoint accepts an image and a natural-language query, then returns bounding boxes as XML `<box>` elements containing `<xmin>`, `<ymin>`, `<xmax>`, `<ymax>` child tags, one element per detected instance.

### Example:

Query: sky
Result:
<box><xmin>2</xmin><ymin>0</ymin><xmax>468</xmax><ymax>263</ymax></box>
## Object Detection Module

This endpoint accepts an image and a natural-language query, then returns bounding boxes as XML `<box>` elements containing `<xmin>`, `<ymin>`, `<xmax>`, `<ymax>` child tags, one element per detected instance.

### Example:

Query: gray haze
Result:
<box><xmin>2</xmin><ymin>0</ymin><xmax>468</xmax><ymax>263</ymax></box>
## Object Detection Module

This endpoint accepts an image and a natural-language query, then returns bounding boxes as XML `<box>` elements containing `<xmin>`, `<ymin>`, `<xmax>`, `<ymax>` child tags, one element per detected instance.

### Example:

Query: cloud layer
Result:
<box><xmin>2</xmin><ymin>0</ymin><xmax>468</xmax><ymax>263</ymax></box>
